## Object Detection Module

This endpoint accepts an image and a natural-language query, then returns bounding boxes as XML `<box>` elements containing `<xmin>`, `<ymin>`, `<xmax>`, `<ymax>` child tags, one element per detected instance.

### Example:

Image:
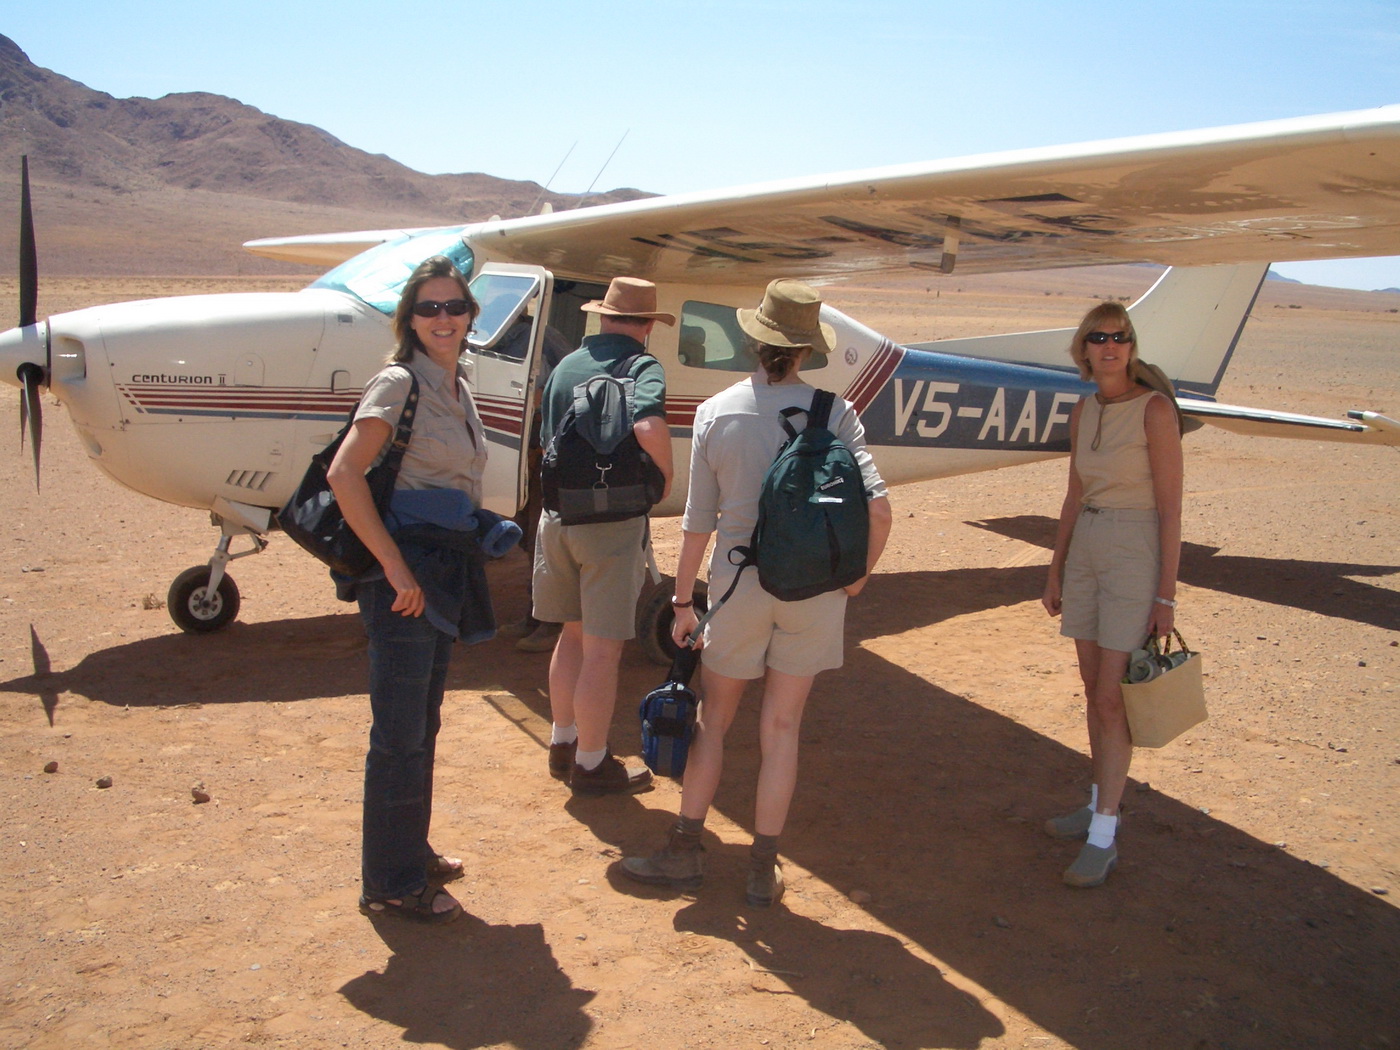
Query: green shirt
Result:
<box><xmin>540</xmin><ymin>332</ymin><xmax>668</xmax><ymax>440</ymax></box>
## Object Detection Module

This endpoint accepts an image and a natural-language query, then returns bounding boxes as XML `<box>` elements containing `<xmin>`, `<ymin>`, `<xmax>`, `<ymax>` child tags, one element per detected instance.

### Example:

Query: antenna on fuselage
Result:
<box><xmin>527</xmin><ymin>140</ymin><xmax>579</xmax><ymax>217</ymax></box>
<box><xmin>573</xmin><ymin>130</ymin><xmax>630</xmax><ymax>210</ymax></box>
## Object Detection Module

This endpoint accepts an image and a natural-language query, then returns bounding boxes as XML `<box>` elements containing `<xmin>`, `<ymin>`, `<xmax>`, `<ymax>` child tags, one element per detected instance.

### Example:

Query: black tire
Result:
<box><xmin>635</xmin><ymin>576</ymin><xmax>708</xmax><ymax>666</ymax></box>
<box><xmin>167</xmin><ymin>565</ymin><xmax>241</xmax><ymax>634</ymax></box>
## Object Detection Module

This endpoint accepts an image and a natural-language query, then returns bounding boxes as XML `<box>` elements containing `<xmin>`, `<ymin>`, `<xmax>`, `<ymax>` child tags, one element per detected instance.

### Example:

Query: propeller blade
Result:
<box><xmin>19</xmin><ymin>156</ymin><xmax>37</xmax><ymax>329</ymax></box>
<box><xmin>18</xmin><ymin>362</ymin><xmax>42</xmax><ymax>490</ymax></box>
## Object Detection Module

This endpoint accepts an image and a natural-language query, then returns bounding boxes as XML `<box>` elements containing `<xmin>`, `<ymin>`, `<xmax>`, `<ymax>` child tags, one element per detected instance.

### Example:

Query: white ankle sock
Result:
<box><xmin>551</xmin><ymin>724</ymin><xmax>578</xmax><ymax>746</ymax></box>
<box><xmin>1087</xmin><ymin>811</ymin><xmax>1118</xmax><ymax>849</ymax></box>
<box><xmin>575</xmin><ymin>746</ymin><xmax>607</xmax><ymax>771</ymax></box>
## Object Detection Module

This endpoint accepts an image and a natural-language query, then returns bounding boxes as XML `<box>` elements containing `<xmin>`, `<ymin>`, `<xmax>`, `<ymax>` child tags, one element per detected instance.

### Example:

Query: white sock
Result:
<box><xmin>1089</xmin><ymin>783</ymin><xmax>1100</xmax><ymax>811</ymax></box>
<box><xmin>551</xmin><ymin>724</ymin><xmax>578</xmax><ymax>746</ymax></box>
<box><xmin>575</xmin><ymin>746</ymin><xmax>607</xmax><ymax>771</ymax></box>
<box><xmin>1087</xmin><ymin>811</ymin><xmax>1118</xmax><ymax>849</ymax></box>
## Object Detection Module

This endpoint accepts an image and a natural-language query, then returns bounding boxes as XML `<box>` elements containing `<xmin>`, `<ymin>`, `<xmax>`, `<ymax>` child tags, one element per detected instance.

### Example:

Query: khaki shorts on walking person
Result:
<box><xmin>1059</xmin><ymin>506</ymin><xmax>1160</xmax><ymax>653</ymax></box>
<box><xmin>699</xmin><ymin>569</ymin><xmax>848</xmax><ymax>680</ymax></box>
<box><xmin>532</xmin><ymin>512</ymin><xmax>649</xmax><ymax>641</ymax></box>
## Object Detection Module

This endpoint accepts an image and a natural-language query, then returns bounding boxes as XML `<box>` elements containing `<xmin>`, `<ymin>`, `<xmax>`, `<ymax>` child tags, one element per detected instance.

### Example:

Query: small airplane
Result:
<box><xmin>3</xmin><ymin>106</ymin><xmax>1399</xmax><ymax>658</ymax></box>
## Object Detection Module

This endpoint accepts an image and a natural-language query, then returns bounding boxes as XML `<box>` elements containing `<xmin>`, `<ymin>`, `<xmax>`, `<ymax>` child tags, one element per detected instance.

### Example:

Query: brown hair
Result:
<box><xmin>1068</xmin><ymin>302</ymin><xmax>1183</xmax><ymax>433</ymax></box>
<box><xmin>389</xmin><ymin>255</ymin><xmax>478</xmax><ymax>363</ymax></box>
<box><xmin>751</xmin><ymin>338</ymin><xmax>807</xmax><ymax>383</ymax></box>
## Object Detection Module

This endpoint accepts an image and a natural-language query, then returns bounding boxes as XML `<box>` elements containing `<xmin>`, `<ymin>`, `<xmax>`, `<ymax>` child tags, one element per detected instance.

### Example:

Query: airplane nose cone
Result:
<box><xmin>0</xmin><ymin>321</ymin><xmax>49</xmax><ymax>389</ymax></box>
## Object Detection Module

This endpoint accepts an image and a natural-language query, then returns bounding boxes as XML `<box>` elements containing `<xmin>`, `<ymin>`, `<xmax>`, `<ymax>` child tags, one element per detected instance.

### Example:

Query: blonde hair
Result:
<box><xmin>1068</xmin><ymin>302</ymin><xmax>1183</xmax><ymax>433</ymax></box>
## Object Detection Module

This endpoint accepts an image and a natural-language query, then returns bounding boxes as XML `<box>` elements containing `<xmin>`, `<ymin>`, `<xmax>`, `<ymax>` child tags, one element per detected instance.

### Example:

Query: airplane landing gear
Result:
<box><xmin>635</xmin><ymin>576</ymin><xmax>708</xmax><ymax>666</ymax></box>
<box><xmin>167</xmin><ymin>520</ymin><xmax>268</xmax><ymax>634</ymax></box>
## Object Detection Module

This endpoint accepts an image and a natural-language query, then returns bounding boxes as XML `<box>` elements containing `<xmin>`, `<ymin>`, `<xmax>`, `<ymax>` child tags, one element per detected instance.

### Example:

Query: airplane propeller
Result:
<box><xmin>16</xmin><ymin>156</ymin><xmax>43</xmax><ymax>488</ymax></box>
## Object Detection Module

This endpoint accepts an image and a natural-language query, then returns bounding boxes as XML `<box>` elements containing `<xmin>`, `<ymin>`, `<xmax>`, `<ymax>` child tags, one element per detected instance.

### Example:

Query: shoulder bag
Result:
<box><xmin>276</xmin><ymin>368</ymin><xmax>419</xmax><ymax>577</ymax></box>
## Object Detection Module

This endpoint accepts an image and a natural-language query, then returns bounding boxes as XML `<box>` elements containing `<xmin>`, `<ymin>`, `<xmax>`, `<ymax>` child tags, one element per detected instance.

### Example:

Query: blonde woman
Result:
<box><xmin>1042</xmin><ymin>301</ymin><xmax>1183</xmax><ymax>888</ymax></box>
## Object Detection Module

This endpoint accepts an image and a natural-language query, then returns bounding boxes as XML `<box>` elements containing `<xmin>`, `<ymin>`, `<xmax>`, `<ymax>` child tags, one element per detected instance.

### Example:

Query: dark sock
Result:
<box><xmin>751</xmin><ymin>833</ymin><xmax>779</xmax><ymax>862</ymax></box>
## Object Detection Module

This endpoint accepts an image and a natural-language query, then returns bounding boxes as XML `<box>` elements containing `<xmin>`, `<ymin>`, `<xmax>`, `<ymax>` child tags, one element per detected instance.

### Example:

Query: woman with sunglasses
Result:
<box><xmin>1041</xmin><ymin>301</ymin><xmax>1183</xmax><ymax>887</ymax></box>
<box><xmin>329</xmin><ymin>255</ymin><xmax>489</xmax><ymax>923</ymax></box>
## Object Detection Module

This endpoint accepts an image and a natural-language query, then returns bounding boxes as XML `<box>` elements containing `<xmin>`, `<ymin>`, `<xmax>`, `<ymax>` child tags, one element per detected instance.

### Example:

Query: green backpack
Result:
<box><xmin>730</xmin><ymin>389</ymin><xmax>870</xmax><ymax>602</ymax></box>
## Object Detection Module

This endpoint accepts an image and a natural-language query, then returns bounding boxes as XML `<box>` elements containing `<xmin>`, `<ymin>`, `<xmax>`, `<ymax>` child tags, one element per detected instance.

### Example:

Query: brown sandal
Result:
<box><xmin>359</xmin><ymin>885</ymin><xmax>462</xmax><ymax>924</ymax></box>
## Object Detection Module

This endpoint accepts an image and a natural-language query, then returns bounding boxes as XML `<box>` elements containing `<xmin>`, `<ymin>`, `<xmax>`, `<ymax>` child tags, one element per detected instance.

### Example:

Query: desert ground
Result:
<box><xmin>1</xmin><ymin>271</ymin><xmax>1397</xmax><ymax>1050</ymax></box>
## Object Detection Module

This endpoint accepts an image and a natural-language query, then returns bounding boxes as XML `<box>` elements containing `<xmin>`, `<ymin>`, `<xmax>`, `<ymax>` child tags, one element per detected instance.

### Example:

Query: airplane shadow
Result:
<box><xmin>685</xmin><ymin>635</ymin><xmax>1400</xmax><ymax>1049</ymax></box>
<box><xmin>968</xmin><ymin>514</ymin><xmax>1400</xmax><ymax>631</ymax></box>
<box><xmin>339</xmin><ymin>911</ymin><xmax>595</xmax><ymax>1050</ymax></box>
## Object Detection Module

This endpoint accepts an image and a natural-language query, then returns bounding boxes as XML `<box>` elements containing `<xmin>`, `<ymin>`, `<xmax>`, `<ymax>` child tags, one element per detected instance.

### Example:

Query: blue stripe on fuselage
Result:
<box><xmin>863</xmin><ymin>348</ymin><xmax>1094</xmax><ymax>452</ymax></box>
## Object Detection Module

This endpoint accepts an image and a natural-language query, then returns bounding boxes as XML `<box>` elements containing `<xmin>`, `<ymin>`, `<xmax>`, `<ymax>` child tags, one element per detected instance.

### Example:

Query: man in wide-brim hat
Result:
<box><xmin>533</xmin><ymin>276</ymin><xmax>675</xmax><ymax>798</ymax></box>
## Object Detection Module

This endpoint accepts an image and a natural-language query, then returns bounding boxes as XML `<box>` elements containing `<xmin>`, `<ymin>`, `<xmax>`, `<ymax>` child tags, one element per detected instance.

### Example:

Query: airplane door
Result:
<box><xmin>463</xmin><ymin>264</ymin><xmax>553</xmax><ymax>516</ymax></box>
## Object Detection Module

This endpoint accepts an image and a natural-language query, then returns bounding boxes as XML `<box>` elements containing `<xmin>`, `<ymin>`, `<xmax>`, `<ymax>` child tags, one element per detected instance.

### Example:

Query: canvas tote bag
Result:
<box><xmin>1121</xmin><ymin>629</ymin><xmax>1206</xmax><ymax>748</ymax></box>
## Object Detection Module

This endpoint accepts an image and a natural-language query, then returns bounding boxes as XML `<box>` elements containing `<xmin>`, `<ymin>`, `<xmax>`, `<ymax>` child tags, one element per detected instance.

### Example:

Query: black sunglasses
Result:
<box><xmin>412</xmin><ymin>298</ymin><xmax>472</xmax><ymax>318</ymax></box>
<box><xmin>1085</xmin><ymin>331</ymin><xmax>1134</xmax><ymax>344</ymax></box>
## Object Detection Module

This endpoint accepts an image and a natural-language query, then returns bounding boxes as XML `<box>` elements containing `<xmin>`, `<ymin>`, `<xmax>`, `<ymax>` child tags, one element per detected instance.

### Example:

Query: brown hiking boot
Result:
<box><xmin>548</xmin><ymin>740</ymin><xmax>577</xmax><ymax>781</ymax></box>
<box><xmin>569</xmin><ymin>749</ymin><xmax>653</xmax><ymax>796</ymax></box>
<box><xmin>621</xmin><ymin>831</ymin><xmax>705</xmax><ymax>889</ymax></box>
<box><xmin>746</xmin><ymin>856</ymin><xmax>785</xmax><ymax>908</ymax></box>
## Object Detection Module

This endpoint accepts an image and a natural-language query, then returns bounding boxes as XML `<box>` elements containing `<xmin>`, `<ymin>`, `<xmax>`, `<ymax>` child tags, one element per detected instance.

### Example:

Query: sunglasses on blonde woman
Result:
<box><xmin>412</xmin><ymin>299</ymin><xmax>471</xmax><ymax>318</ymax></box>
<box><xmin>1085</xmin><ymin>331</ymin><xmax>1133</xmax><ymax>344</ymax></box>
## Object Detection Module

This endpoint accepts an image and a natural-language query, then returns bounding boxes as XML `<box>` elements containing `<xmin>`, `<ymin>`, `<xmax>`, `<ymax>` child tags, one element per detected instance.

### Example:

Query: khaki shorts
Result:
<box><xmin>700</xmin><ymin>570</ymin><xmax>848</xmax><ymax>680</ymax></box>
<box><xmin>1060</xmin><ymin>506</ymin><xmax>1160</xmax><ymax>653</ymax></box>
<box><xmin>532</xmin><ymin>512</ymin><xmax>648</xmax><ymax>640</ymax></box>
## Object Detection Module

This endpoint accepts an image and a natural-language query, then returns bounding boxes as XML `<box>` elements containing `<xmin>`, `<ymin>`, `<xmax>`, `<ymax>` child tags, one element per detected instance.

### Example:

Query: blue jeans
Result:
<box><xmin>358</xmin><ymin>577</ymin><xmax>454</xmax><ymax>900</ymax></box>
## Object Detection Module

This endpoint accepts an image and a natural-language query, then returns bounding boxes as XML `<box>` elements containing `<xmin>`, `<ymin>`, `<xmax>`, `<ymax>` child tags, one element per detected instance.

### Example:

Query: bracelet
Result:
<box><xmin>1153</xmin><ymin>596</ymin><xmax>1177</xmax><ymax>608</ymax></box>
<box><xmin>670</xmin><ymin>596</ymin><xmax>694</xmax><ymax>609</ymax></box>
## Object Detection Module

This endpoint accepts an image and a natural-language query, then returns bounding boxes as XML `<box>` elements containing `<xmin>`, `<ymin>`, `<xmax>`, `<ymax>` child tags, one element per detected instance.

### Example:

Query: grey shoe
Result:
<box><xmin>517</xmin><ymin>622</ymin><xmax>562</xmax><ymax>653</ymax></box>
<box><xmin>745</xmin><ymin>858</ymin><xmax>785</xmax><ymax>908</ymax></box>
<box><xmin>1045</xmin><ymin>805</ymin><xmax>1094</xmax><ymax>840</ymax></box>
<box><xmin>1063</xmin><ymin>842</ymin><xmax>1118</xmax><ymax>888</ymax></box>
<box><xmin>621</xmin><ymin>833</ymin><xmax>705</xmax><ymax>889</ymax></box>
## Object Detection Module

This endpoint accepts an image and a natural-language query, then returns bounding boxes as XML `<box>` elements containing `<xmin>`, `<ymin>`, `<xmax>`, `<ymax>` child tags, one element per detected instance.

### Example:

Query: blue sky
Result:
<box><xmin>7</xmin><ymin>1</ymin><xmax>1400</xmax><ymax>289</ymax></box>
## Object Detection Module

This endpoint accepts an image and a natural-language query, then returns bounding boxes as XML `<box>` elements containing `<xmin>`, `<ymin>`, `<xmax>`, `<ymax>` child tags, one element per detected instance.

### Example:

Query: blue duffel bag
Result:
<box><xmin>639</xmin><ymin>644</ymin><xmax>700</xmax><ymax>778</ymax></box>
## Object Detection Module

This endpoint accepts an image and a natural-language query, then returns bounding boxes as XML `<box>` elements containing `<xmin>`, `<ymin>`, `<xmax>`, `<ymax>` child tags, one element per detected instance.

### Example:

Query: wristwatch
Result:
<box><xmin>671</xmin><ymin>595</ymin><xmax>694</xmax><ymax>609</ymax></box>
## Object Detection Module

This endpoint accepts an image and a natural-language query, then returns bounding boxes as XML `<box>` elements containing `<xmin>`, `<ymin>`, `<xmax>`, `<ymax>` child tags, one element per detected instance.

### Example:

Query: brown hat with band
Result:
<box><xmin>736</xmin><ymin>279</ymin><xmax>835</xmax><ymax>355</ymax></box>
<box><xmin>581</xmin><ymin>276</ymin><xmax>676</xmax><ymax>326</ymax></box>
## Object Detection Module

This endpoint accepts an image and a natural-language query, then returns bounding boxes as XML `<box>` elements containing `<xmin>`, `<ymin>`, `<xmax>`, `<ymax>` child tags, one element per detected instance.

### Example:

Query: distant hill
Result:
<box><xmin>0</xmin><ymin>34</ymin><xmax>649</xmax><ymax>275</ymax></box>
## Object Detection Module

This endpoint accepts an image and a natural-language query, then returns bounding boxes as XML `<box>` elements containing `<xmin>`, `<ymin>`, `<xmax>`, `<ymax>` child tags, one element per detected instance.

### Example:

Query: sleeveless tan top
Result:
<box><xmin>1075</xmin><ymin>391</ymin><xmax>1162</xmax><ymax>510</ymax></box>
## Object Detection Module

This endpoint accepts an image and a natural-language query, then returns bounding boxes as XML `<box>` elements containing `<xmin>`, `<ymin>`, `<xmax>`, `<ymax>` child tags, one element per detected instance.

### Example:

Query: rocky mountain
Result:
<box><xmin>0</xmin><ymin>34</ymin><xmax>648</xmax><ymax>274</ymax></box>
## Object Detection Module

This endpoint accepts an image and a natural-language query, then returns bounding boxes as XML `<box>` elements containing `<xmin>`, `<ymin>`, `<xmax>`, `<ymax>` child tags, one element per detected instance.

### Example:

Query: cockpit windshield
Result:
<box><xmin>310</xmin><ymin>229</ymin><xmax>476</xmax><ymax>316</ymax></box>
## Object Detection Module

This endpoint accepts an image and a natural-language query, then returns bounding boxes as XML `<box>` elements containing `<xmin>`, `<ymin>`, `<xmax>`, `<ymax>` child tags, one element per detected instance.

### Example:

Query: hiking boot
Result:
<box><xmin>1063</xmin><ymin>842</ymin><xmax>1118</xmax><ymax>888</ymax></box>
<box><xmin>621</xmin><ymin>831</ymin><xmax>705</xmax><ymax>889</ymax></box>
<box><xmin>746</xmin><ymin>856</ymin><xmax>785</xmax><ymax>908</ymax></box>
<box><xmin>569</xmin><ymin>750</ymin><xmax>653</xmax><ymax>796</ymax></box>
<box><xmin>517</xmin><ymin>622</ymin><xmax>562</xmax><ymax>653</ymax></box>
<box><xmin>1045</xmin><ymin>805</ymin><xmax>1093</xmax><ymax>840</ymax></box>
<box><xmin>548</xmin><ymin>740</ymin><xmax>577</xmax><ymax>781</ymax></box>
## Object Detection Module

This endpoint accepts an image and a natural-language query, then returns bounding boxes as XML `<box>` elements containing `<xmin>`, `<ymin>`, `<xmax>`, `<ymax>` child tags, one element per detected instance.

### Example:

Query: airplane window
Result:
<box><xmin>468</xmin><ymin>273</ymin><xmax>541</xmax><ymax>352</ymax></box>
<box><xmin>678</xmin><ymin>301</ymin><xmax>826</xmax><ymax>372</ymax></box>
<box><xmin>311</xmin><ymin>229</ymin><xmax>476</xmax><ymax>316</ymax></box>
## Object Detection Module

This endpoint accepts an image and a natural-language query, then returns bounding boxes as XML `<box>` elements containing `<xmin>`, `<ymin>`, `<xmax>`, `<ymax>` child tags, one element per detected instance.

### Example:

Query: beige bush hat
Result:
<box><xmin>736</xmin><ymin>279</ymin><xmax>835</xmax><ymax>355</ymax></box>
<box><xmin>581</xmin><ymin>276</ymin><xmax>676</xmax><ymax>326</ymax></box>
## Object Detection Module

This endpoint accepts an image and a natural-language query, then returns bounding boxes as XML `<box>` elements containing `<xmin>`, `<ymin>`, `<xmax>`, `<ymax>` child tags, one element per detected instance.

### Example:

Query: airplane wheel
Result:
<box><xmin>635</xmin><ymin>576</ymin><xmax>708</xmax><ymax>666</ymax></box>
<box><xmin>168</xmin><ymin>566</ymin><xmax>241</xmax><ymax>634</ymax></box>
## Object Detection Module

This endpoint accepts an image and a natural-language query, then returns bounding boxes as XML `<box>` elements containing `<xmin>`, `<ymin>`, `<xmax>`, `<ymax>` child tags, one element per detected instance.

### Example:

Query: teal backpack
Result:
<box><xmin>703</xmin><ymin>389</ymin><xmax>869</xmax><ymax>616</ymax></box>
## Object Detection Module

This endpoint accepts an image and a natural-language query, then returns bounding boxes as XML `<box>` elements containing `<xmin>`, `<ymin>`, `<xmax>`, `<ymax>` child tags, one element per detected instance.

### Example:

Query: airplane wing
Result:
<box><xmin>243</xmin><ymin>226</ymin><xmax>449</xmax><ymax>267</ymax></box>
<box><xmin>244</xmin><ymin>106</ymin><xmax>1400</xmax><ymax>283</ymax></box>
<box><xmin>1181</xmin><ymin>401</ymin><xmax>1400</xmax><ymax>445</ymax></box>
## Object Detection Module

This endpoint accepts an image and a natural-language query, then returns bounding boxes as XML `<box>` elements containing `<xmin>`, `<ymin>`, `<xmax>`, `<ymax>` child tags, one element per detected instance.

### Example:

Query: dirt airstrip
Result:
<box><xmin>0</xmin><ymin>272</ymin><xmax>1397</xmax><ymax>1050</ymax></box>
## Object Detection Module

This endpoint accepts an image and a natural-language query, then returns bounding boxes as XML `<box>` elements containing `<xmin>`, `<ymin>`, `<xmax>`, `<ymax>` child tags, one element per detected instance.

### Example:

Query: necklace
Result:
<box><xmin>1090</xmin><ymin>385</ymin><xmax>1141</xmax><ymax>450</ymax></box>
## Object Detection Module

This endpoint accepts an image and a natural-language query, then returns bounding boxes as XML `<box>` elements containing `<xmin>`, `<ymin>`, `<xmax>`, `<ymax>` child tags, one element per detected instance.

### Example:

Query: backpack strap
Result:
<box><xmin>382</xmin><ymin>365</ymin><xmax>420</xmax><ymax>468</ymax></box>
<box><xmin>808</xmin><ymin>388</ymin><xmax>836</xmax><ymax>430</ymax></box>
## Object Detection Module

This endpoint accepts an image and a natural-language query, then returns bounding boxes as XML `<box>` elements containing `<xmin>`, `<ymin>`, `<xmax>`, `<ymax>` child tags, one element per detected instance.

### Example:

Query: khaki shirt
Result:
<box><xmin>355</xmin><ymin>352</ymin><xmax>487</xmax><ymax>505</ymax></box>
